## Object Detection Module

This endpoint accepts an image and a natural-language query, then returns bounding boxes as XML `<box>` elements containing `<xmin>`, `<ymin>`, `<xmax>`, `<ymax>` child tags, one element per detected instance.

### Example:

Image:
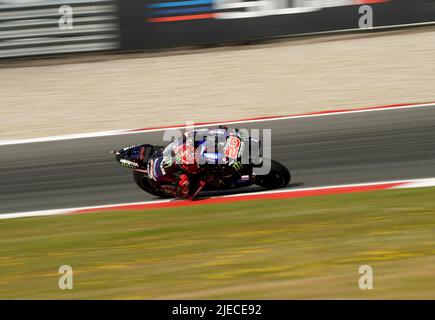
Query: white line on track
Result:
<box><xmin>1</xmin><ymin>177</ymin><xmax>435</xmax><ymax>220</ymax></box>
<box><xmin>1</xmin><ymin>102</ymin><xmax>434</xmax><ymax>146</ymax></box>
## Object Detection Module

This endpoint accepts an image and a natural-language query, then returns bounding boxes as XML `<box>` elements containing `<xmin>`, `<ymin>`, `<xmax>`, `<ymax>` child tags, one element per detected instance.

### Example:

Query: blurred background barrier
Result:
<box><xmin>1</xmin><ymin>0</ymin><xmax>435</xmax><ymax>58</ymax></box>
<box><xmin>119</xmin><ymin>0</ymin><xmax>435</xmax><ymax>49</ymax></box>
<box><xmin>0</xmin><ymin>0</ymin><xmax>119</xmax><ymax>58</ymax></box>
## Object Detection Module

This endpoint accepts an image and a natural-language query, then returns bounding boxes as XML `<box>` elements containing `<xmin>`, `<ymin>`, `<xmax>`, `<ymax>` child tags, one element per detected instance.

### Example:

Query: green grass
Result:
<box><xmin>1</xmin><ymin>187</ymin><xmax>435</xmax><ymax>299</ymax></box>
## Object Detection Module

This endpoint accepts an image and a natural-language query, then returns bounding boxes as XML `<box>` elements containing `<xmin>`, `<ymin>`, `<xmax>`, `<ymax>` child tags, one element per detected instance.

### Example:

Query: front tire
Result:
<box><xmin>133</xmin><ymin>171</ymin><xmax>174</xmax><ymax>198</ymax></box>
<box><xmin>254</xmin><ymin>160</ymin><xmax>290</xmax><ymax>189</ymax></box>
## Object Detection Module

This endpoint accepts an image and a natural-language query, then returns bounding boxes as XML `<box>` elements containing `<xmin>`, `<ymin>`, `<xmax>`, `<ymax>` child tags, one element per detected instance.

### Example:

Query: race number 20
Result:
<box><xmin>225</xmin><ymin>136</ymin><xmax>241</xmax><ymax>159</ymax></box>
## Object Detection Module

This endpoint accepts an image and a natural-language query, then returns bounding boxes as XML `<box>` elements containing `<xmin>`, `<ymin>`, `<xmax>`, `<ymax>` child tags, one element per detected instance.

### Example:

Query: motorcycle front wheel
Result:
<box><xmin>133</xmin><ymin>170</ymin><xmax>174</xmax><ymax>198</ymax></box>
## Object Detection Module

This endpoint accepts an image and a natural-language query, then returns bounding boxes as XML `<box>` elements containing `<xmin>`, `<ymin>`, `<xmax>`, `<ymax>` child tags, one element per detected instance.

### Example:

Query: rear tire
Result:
<box><xmin>254</xmin><ymin>160</ymin><xmax>290</xmax><ymax>189</ymax></box>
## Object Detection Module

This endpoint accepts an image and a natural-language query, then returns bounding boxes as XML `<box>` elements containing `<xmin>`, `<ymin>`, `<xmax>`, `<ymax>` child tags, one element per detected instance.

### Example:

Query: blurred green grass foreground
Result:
<box><xmin>1</xmin><ymin>187</ymin><xmax>435</xmax><ymax>299</ymax></box>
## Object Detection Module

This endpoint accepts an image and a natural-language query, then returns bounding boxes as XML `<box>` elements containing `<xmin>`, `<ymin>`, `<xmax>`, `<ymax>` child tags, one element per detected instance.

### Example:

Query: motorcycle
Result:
<box><xmin>113</xmin><ymin>129</ymin><xmax>290</xmax><ymax>199</ymax></box>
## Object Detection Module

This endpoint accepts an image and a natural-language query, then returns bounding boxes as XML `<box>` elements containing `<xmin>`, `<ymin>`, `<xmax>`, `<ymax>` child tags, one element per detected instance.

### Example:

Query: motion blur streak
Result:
<box><xmin>1</xmin><ymin>104</ymin><xmax>435</xmax><ymax>214</ymax></box>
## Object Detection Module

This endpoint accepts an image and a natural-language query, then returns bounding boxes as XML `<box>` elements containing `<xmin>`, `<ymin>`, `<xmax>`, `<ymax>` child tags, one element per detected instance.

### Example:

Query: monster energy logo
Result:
<box><xmin>232</xmin><ymin>162</ymin><xmax>243</xmax><ymax>171</ymax></box>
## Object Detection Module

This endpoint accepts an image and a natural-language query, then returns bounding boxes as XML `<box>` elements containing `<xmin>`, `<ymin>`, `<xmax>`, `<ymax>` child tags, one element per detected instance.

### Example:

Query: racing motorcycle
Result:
<box><xmin>112</xmin><ymin>128</ymin><xmax>290</xmax><ymax>199</ymax></box>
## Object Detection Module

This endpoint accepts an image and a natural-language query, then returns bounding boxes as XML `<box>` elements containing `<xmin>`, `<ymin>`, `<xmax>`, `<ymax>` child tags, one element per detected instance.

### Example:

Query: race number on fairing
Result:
<box><xmin>224</xmin><ymin>136</ymin><xmax>242</xmax><ymax>159</ymax></box>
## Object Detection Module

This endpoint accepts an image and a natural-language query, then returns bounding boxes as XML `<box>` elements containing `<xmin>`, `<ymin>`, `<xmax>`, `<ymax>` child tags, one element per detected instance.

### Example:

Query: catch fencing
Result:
<box><xmin>0</xmin><ymin>0</ymin><xmax>119</xmax><ymax>58</ymax></box>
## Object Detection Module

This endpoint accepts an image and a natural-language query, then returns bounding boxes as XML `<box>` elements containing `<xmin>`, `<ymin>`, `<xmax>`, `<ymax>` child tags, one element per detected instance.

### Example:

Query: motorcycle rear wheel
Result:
<box><xmin>254</xmin><ymin>159</ymin><xmax>291</xmax><ymax>189</ymax></box>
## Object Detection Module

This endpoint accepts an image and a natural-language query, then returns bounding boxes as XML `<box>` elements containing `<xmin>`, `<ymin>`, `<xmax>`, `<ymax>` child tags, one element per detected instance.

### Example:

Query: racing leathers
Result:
<box><xmin>147</xmin><ymin>127</ymin><xmax>243</xmax><ymax>198</ymax></box>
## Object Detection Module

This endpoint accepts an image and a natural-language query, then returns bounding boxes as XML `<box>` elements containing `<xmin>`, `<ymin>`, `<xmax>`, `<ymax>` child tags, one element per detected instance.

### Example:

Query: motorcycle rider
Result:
<box><xmin>147</xmin><ymin>126</ymin><xmax>244</xmax><ymax>198</ymax></box>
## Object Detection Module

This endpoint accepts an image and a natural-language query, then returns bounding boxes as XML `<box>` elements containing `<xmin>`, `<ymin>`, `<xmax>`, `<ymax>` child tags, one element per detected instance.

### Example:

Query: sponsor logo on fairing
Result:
<box><xmin>120</xmin><ymin>159</ymin><xmax>139</xmax><ymax>168</ymax></box>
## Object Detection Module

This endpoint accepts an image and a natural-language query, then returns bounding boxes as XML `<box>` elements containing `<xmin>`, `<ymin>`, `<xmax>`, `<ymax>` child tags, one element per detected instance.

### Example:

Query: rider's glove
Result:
<box><xmin>178</xmin><ymin>174</ymin><xmax>190</xmax><ymax>197</ymax></box>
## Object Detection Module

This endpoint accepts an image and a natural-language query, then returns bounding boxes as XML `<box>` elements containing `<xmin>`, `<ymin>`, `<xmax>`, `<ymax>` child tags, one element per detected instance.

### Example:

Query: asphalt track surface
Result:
<box><xmin>1</xmin><ymin>105</ymin><xmax>435</xmax><ymax>214</ymax></box>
